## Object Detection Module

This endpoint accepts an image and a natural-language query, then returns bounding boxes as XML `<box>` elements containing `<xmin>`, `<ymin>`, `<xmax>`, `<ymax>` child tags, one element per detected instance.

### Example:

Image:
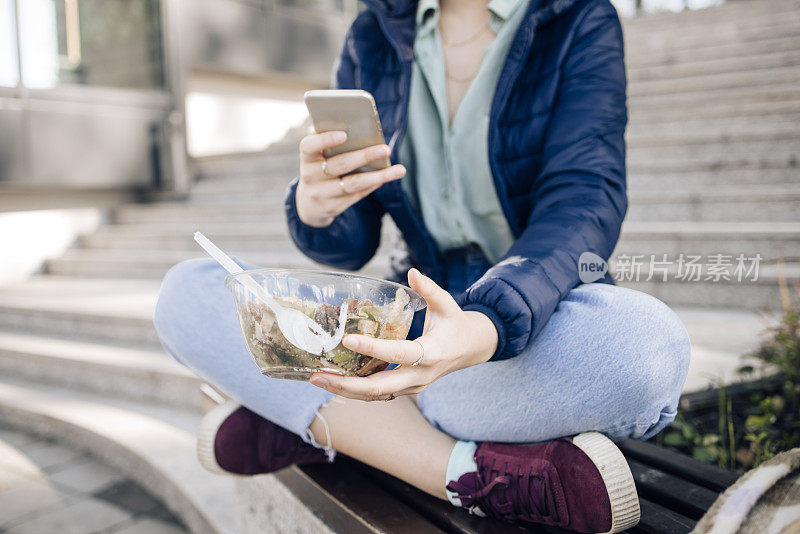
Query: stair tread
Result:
<box><xmin>0</xmin><ymin>331</ymin><xmax>190</xmax><ymax>377</ymax></box>
<box><xmin>0</xmin><ymin>277</ymin><xmax>159</xmax><ymax>320</ymax></box>
<box><xmin>621</xmin><ymin>221</ymin><xmax>800</xmax><ymax>236</ymax></box>
<box><xmin>628</xmin><ymin>186</ymin><xmax>800</xmax><ymax>201</ymax></box>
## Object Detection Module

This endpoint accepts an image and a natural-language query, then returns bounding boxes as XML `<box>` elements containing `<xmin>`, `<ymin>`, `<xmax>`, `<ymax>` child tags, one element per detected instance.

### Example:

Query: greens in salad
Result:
<box><xmin>239</xmin><ymin>288</ymin><xmax>413</xmax><ymax>377</ymax></box>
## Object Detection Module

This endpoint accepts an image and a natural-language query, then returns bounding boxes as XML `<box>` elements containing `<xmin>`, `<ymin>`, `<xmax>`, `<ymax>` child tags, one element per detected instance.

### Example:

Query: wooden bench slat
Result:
<box><xmin>629</xmin><ymin>499</ymin><xmax>697</xmax><ymax>534</ymax></box>
<box><xmin>288</xmin><ymin>462</ymin><xmax>446</xmax><ymax>534</ymax></box>
<box><xmin>290</xmin><ymin>444</ymin><xmax>730</xmax><ymax>534</ymax></box>
<box><xmin>353</xmin><ymin>459</ymin><xmax>571</xmax><ymax>534</ymax></box>
<box><xmin>627</xmin><ymin>459</ymin><xmax>719</xmax><ymax>520</ymax></box>
<box><xmin>619</xmin><ymin>439</ymin><xmax>739</xmax><ymax>492</ymax></box>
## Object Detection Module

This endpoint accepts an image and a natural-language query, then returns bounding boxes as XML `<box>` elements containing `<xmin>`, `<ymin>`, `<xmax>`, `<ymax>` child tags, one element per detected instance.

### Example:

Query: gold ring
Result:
<box><xmin>338</xmin><ymin>177</ymin><xmax>348</xmax><ymax>195</ymax></box>
<box><xmin>384</xmin><ymin>393</ymin><xmax>396</xmax><ymax>402</ymax></box>
<box><xmin>321</xmin><ymin>159</ymin><xmax>333</xmax><ymax>177</ymax></box>
<box><xmin>412</xmin><ymin>340</ymin><xmax>424</xmax><ymax>366</ymax></box>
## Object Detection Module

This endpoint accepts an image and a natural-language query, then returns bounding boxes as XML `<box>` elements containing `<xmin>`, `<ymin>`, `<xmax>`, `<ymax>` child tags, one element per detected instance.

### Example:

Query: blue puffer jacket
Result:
<box><xmin>284</xmin><ymin>0</ymin><xmax>628</xmax><ymax>361</ymax></box>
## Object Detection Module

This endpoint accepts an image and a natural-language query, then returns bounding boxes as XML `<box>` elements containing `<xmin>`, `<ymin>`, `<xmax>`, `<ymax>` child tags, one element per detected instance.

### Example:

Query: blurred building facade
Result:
<box><xmin>0</xmin><ymin>0</ymin><xmax>354</xmax><ymax>208</ymax></box>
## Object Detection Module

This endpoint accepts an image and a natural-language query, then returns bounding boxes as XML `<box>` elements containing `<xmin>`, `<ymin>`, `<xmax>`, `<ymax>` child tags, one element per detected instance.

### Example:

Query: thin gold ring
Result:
<box><xmin>321</xmin><ymin>159</ymin><xmax>333</xmax><ymax>177</ymax></box>
<box><xmin>384</xmin><ymin>393</ymin><xmax>396</xmax><ymax>402</ymax></box>
<box><xmin>412</xmin><ymin>339</ymin><xmax>424</xmax><ymax>366</ymax></box>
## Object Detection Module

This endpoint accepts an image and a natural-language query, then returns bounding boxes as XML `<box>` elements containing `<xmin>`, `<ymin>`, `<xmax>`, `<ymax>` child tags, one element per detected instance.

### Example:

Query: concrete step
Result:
<box><xmin>630</xmin><ymin>95</ymin><xmax>800</xmax><ymax>124</ymax></box>
<box><xmin>615</xmin><ymin>261</ymin><xmax>800</xmax><ymax>310</ymax></box>
<box><xmin>195</xmin><ymin>152</ymin><xmax>299</xmax><ymax>182</ymax></box>
<box><xmin>616</xmin><ymin>222</ymin><xmax>800</xmax><ymax>260</ymax></box>
<box><xmin>628</xmin><ymin>49</ymin><xmax>800</xmax><ymax>82</ymax></box>
<box><xmin>672</xmin><ymin>306</ymin><xmax>778</xmax><ymax>393</ymax></box>
<box><xmin>82</xmin><ymin>222</ymin><xmax>400</xmax><ymax>252</ymax></box>
<box><xmin>46</xmin><ymin>249</ymin><xmax>318</xmax><ymax>278</ymax></box>
<box><xmin>82</xmin><ymin>225</ymin><xmax>292</xmax><ymax>250</ymax></box>
<box><xmin>0</xmin><ymin>277</ymin><xmax>162</xmax><ymax>347</ymax></box>
<box><xmin>0</xmin><ymin>379</ymin><xmax>236</xmax><ymax>534</ymax></box>
<box><xmin>628</xmin><ymin>83</ymin><xmax>800</xmax><ymax>112</ymax></box>
<box><xmin>80</xmin><ymin>221</ymin><xmax>291</xmax><ymax>246</ymax></box>
<box><xmin>190</xmin><ymin>173</ymin><xmax>293</xmax><ymax>195</ymax></box>
<box><xmin>627</xmin><ymin>186</ymin><xmax>800</xmax><ymax>222</ymax></box>
<box><xmin>628</xmin><ymin>137</ymin><xmax>799</xmax><ymax>168</ymax></box>
<box><xmin>113</xmin><ymin>202</ymin><xmax>288</xmax><ymax>224</ymax></box>
<box><xmin>45</xmin><ymin>249</ymin><xmax>391</xmax><ymax>280</ymax></box>
<box><xmin>623</xmin><ymin>8</ymin><xmax>800</xmax><ymax>50</ymax></box>
<box><xmin>628</xmin><ymin>28</ymin><xmax>800</xmax><ymax>64</ymax></box>
<box><xmin>627</xmin><ymin>168</ymin><xmax>799</xmax><ymax>192</ymax></box>
<box><xmin>622</xmin><ymin>0</ymin><xmax>800</xmax><ymax>34</ymax></box>
<box><xmin>628</xmin><ymin>147</ymin><xmax>798</xmax><ymax>175</ymax></box>
<box><xmin>626</xmin><ymin>114</ymin><xmax>800</xmax><ymax>147</ymax></box>
<box><xmin>628</xmin><ymin>82</ymin><xmax>800</xmax><ymax>114</ymax></box>
<box><xmin>189</xmin><ymin>176</ymin><xmax>299</xmax><ymax>198</ymax></box>
<box><xmin>629</xmin><ymin>34</ymin><xmax>800</xmax><ymax>70</ymax></box>
<box><xmin>629</xmin><ymin>67</ymin><xmax>800</xmax><ymax>98</ymax></box>
<box><xmin>625</xmin><ymin>10</ymin><xmax>800</xmax><ymax>42</ymax></box>
<box><xmin>189</xmin><ymin>185</ymin><xmax>288</xmax><ymax>203</ymax></box>
<box><xmin>189</xmin><ymin>188</ymin><xmax>291</xmax><ymax>205</ymax></box>
<box><xmin>626</xmin><ymin>32</ymin><xmax>800</xmax><ymax>69</ymax></box>
<box><xmin>0</xmin><ymin>332</ymin><xmax>200</xmax><ymax>410</ymax></box>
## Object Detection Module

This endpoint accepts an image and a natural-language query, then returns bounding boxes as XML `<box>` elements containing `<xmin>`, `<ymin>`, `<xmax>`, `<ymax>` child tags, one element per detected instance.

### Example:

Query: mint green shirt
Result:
<box><xmin>398</xmin><ymin>0</ymin><xmax>530</xmax><ymax>263</ymax></box>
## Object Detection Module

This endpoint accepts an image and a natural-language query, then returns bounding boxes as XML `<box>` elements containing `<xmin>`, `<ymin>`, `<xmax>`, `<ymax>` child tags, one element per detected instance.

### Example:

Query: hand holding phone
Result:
<box><xmin>296</xmin><ymin>90</ymin><xmax>406</xmax><ymax>228</ymax></box>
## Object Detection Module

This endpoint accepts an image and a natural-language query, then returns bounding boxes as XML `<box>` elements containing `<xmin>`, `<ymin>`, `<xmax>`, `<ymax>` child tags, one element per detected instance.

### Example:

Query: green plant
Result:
<box><xmin>740</xmin><ymin>308</ymin><xmax>800</xmax><ymax>461</ymax></box>
<box><xmin>662</xmin><ymin>384</ymin><xmax>738</xmax><ymax>469</ymax></box>
<box><xmin>661</xmin><ymin>306</ymin><xmax>799</xmax><ymax>471</ymax></box>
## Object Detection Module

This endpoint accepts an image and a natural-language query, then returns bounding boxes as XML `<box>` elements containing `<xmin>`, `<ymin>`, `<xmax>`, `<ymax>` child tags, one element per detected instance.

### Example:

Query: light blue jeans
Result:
<box><xmin>153</xmin><ymin>257</ymin><xmax>691</xmax><ymax>447</ymax></box>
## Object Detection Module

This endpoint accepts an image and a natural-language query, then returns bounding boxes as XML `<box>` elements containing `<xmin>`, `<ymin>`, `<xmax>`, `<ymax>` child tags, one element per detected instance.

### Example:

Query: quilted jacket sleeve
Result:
<box><xmin>284</xmin><ymin>24</ymin><xmax>385</xmax><ymax>271</ymax></box>
<box><xmin>458</xmin><ymin>1</ymin><xmax>628</xmax><ymax>361</ymax></box>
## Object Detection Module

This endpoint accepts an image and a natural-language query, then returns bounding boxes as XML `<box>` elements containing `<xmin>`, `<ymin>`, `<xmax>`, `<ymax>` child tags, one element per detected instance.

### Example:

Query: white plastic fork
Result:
<box><xmin>193</xmin><ymin>232</ymin><xmax>347</xmax><ymax>355</ymax></box>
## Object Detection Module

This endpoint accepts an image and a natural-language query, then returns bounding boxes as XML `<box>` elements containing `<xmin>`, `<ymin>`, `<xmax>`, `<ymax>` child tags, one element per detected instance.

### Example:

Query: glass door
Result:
<box><xmin>17</xmin><ymin>0</ymin><xmax>164</xmax><ymax>91</ymax></box>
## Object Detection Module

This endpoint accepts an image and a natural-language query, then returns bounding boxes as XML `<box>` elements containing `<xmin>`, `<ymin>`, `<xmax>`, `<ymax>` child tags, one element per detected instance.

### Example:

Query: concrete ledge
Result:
<box><xmin>235</xmin><ymin>475</ymin><xmax>334</xmax><ymax>534</ymax></box>
<box><xmin>0</xmin><ymin>380</ymin><xmax>235</xmax><ymax>534</ymax></box>
<box><xmin>0</xmin><ymin>332</ymin><xmax>201</xmax><ymax>410</ymax></box>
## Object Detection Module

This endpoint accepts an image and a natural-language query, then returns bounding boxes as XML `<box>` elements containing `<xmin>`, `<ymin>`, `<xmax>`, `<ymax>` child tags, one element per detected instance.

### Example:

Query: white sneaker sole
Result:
<box><xmin>196</xmin><ymin>399</ymin><xmax>243</xmax><ymax>476</ymax></box>
<box><xmin>572</xmin><ymin>432</ymin><xmax>641</xmax><ymax>533</ymax></box>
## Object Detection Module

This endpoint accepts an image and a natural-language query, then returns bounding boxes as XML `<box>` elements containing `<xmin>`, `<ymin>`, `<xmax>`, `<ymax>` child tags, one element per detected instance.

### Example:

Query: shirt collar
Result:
<box><xmin>416</xmin><ymin>0</ymin><xmax>438</xmax><ymax>35</ymax></box>
<box><xmin>487</xmin><ymin>0</ymin><xmax>524</xmax><ymax>21</ymax></box>
<box><xmin>415</xmin><ymin>0</ymin><xmax>526</xmax><ymax>37</ymax></box>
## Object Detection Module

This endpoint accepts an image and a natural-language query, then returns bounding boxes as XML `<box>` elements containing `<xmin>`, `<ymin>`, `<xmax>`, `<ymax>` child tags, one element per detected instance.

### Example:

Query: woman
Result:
<box><xmin>154</xmin><ymin>0</ymin><xmax>691</xmax><ymax>531</ymax></box>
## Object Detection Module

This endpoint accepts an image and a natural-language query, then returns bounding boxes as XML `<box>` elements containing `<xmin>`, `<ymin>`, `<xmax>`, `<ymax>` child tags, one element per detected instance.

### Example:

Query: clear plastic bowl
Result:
<box><xmin>225</xmin><ymin>268</ymin><xmax>426</xmax><ymax>381</ymax></box>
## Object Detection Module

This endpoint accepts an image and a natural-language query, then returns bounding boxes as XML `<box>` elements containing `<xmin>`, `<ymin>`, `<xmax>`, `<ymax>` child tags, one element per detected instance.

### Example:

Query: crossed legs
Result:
<box><xmin>154</xmin><ymin>258</ymin><xmax>690</xmax><ymax>500</ymax></box>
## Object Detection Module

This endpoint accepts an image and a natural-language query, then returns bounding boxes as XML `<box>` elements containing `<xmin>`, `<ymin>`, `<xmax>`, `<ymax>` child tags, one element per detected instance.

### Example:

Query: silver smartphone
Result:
<box><xmin>304</xmin><ymin>89</ymin><xmax>391</xmax><ymax>173</ymax></box>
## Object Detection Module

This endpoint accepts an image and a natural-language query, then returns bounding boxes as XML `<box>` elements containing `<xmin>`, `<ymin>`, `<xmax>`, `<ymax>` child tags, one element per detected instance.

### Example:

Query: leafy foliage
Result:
<box><xmin>659</xmin><ymin>308</ymin><xmax>800</xmax><ymax>472</ymax></box>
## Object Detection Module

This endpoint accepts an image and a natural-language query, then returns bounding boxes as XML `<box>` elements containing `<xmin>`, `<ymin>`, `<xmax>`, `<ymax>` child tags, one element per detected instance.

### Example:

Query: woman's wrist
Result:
<box><xmin>462</xmin><ymin>310</ymin><xmax>498</xmax><ymax>366</ymax></box>
<box><xmin>296</xmin><ymin>181</ymin><xmax>335</xmax><ymax>228</ymax></box>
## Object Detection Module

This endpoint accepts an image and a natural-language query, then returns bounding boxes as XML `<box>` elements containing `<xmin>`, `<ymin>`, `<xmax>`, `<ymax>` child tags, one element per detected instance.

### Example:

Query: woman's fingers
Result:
<box><xmin>408</xmin><ymin>268</ymin><xmax>461</xmax><ymax>315</ymax></box>
<box><xmin>310</xmin><ymin>367</ymin><xmax>424</xmax><ymax>401</ymax></box>
<box><xmin>342</xmin><ymin>335</ymin><xmax>426</xmax><ymax>365</ymax></box>
<box><xmin>299</xmin><ymin>131</ymin><xmax>347</xmax><ymax>163</ymax></box>
<box><xmin>314</xmin><ymin>143</ymin><xmax>391</xmax><ymax>181</ymax></box>
<box><xmin>326</xmin><ymin>165</ymin><xmax>406</xmax><ymax>197</ymax></box>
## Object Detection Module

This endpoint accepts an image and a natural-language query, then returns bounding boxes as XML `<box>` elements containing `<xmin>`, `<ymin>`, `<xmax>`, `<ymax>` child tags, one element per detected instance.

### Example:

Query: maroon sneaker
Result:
<box><xmin>446</xmin><ymin>432</ymin><xmax>640</xmax><ymax>533</ymax></box>
<box><xmin>196</xmin><ymin>400</ymin><xmax>329</xmax><ymax>475</ymax></box>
